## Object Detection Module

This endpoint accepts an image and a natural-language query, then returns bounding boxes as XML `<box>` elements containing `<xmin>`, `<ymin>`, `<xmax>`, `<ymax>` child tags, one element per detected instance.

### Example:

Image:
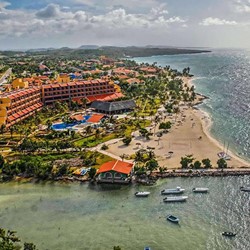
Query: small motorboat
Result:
<box><xmin>144</xmin><ymin>247</ymin><xmax>151</xmax><ymax>250</ymax></box>
<box><xmin>240</xmin><ymin>186</ymin><xmax>250</xmax><ymax>192</ymax></box>
<box><xmin>163</xmin><ymin>196</ymin><xmax>188</xmax><ymax>202</ymax></box>
<box><xmin>192</xmin><ymin>187</ymin><xmax>209</xmax><ymax>193</ymax></box>
<box><xmin>161</xmin><ymin>187</ymin><xmax>185</xmax><ymax>195</ymax></box>
<box><xmin>222</xmin><ymin>232</ymin><xmax>236</xmax><ymax>237</ymax></box>
<box><xmin>135</xmin><ymin>191</ymin><xmax>150</xmax><ymax>197</ymax></box>
<box><xmin>167</xmin><ymin>215</ymin><xmax>179</xmax><ymax>223</ymax></box>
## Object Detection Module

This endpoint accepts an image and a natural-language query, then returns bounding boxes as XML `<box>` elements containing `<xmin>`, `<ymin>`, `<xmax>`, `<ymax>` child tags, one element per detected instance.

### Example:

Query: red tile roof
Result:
<box><xmin>70</xmin><ymin>114</ymin><xmax>84</xmax><ymax>121</ymax></box>
<box><xmin>97</xmin><ymin>160</ymin><xmax>133</xmax><ymax>175</ymax></box>
<box><xmin>87</xmin><ymin>114</ymin><xmax>104</xmax><ymax>123</ymax></box>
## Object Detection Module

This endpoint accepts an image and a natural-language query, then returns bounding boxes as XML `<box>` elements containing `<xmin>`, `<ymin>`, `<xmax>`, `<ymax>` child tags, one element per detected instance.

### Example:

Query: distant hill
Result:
<box><xmin>78</xmin><ymin>45</ymin><xmax>99</xmax><ymax>50</ymax></box>
<box><xmin>1</xmin><ymin>46</ymin><xmax>211</xmax><ymax>59</ymax></box>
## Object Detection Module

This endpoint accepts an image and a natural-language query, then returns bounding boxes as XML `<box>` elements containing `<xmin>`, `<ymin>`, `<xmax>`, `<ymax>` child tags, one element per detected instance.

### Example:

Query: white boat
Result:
<box><xmin>240</xmin><ymin>186</ymin><xmax>250</xmax><ymax>192</ymax></box>
<box><xmin>135</xmin><ymin>191</ymin><xmax>150</xmax><ymax>197</ymax></box>
<box><xmin>217</xmin><ymin>152</ymin><xmax>231</xmax><ymax>160</ymax></box>
<box><xmin>161</xmin><ymin>186</ymin><xmax>185</xmax><ymax>195</ymax></box>
<box><xmin>192</xmin><ymin>187</ymin><xmax>209</xmax><ymax>193</ymax></box>
<box><xmin>163</xmin><ymin>196</ymin><xmax>188</xmax><ymax>202</ymax></box>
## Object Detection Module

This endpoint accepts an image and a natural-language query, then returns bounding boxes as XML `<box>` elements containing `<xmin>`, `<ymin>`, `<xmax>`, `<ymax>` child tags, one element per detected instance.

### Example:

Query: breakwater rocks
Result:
<box><xmin>154</xmin><ymin>169</ymin><xmax>250</xmax><ymax>178</ymax></box>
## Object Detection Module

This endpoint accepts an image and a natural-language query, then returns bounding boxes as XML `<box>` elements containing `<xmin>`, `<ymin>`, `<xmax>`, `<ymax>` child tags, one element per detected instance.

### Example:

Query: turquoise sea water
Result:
<box><xmin>133</xmin><ymin>49</ymin><xmax>250</xmax><ymax>163</ymax></box>
<box><xmin>0</xmin><ymin>177</ymin><xmax>249</xmax><ymax>250</ymax></box>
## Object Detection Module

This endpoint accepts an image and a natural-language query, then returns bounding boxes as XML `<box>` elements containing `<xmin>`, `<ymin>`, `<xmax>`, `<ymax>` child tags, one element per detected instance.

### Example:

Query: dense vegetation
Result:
<box><xmin>0</xmin><ymin>46</ymin><xmax>210</xmax><ymax>60</ymax></box>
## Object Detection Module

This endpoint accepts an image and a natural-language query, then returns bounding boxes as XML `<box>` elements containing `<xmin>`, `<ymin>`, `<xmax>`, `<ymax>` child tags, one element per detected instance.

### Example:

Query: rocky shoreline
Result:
<box><xmin>153</xmin><ymin>168</ymin><xmax>250</xmax><ymax>178</ymax></box>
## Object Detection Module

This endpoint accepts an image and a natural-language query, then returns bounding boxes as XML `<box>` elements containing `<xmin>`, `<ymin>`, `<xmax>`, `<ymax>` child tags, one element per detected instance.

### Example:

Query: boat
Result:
<box><xmin>166</xmin><ymin>215</ymin><xmax>179</xmax><ymax>223</ymax></box>
<box><xmin>217</xmin><ymin>152</ymin><xmax>231</xmax><ymax>160</ymax></box>
<box><xmin>222</xmin><ymin>232</ymin><xmax>236</xmax><ymax>237</ymax></box>
<box><xmin>192</xmin><ymin>187</ymin><xmax>209</xmax><ymax>193</ymax></box>
<box><xmin>135</xmin><ymin>191</ymin><xmax>150</xmax><ymax>197</ymax></box>
<box><xmin>240</xmin><ymin>186</ymin><xmax>250</xmax><ymax>192</ymax></box>
<box><xmin>163</xmin><ymin>196</ymin><xmax>188</xmax><ymax>202</ymax></box>
<box><xmin>144</xmin><ymin>247</ymin><xmax>151</xmax><ymax>250</ymax></box>
<box><xmin>161</xmin><ymin>187</ymin><xmax>185</xmax><ymax>195</ymax></box>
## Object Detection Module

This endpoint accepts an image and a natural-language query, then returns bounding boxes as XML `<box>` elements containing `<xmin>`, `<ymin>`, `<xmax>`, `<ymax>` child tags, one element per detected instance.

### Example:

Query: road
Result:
<box><xmin>0</xmin><ymin>68</ymin><xmax>12</xmax><ymax>84</ymax></box>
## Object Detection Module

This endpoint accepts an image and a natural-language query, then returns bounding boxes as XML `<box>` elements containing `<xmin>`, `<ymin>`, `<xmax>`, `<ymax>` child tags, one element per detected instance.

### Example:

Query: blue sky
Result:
<box><xmin>0</xmin><ymin>0</ymin><xmax>250</xmax><ymax>49</ymax></box>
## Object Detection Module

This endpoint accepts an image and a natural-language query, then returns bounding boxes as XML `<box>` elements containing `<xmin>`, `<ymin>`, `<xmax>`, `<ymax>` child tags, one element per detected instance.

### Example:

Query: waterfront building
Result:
<box><xmin>96</xmin><ymin>160</ymin><xmax>134</xmax><ymax>184</ymax></box>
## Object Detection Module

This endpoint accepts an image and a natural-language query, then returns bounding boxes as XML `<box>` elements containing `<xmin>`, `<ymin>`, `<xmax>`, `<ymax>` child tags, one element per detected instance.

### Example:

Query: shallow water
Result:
<box><xmin>133</xmin><ymin>49</ymin><xmax>250</xmax><ymax>162</ymax></box>
<box><xmin>0</xmin><ymin>177</ymin><xmax>249</xmax><ymax>250</ymax></box>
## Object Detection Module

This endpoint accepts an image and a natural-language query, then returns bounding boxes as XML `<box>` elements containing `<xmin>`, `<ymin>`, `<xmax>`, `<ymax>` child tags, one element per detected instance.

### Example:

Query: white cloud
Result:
<box><xmin>0</xmin><ymin>4</ymin><xmax>186</xmax><ymax>39</ymax></box>
<box><xmin>0</xmin><ymin>1</ymin><xmax>10</xmax><ymax>9</ymax></box>
<box><xmin>234</xmin><ymin>0</ymin><xmax>250</xmax><ymax>13</ymax></box>
<box><xmin>200</xmin><ymin>17</ymin><xmax>237</xmax><ymax>26</ymax></box>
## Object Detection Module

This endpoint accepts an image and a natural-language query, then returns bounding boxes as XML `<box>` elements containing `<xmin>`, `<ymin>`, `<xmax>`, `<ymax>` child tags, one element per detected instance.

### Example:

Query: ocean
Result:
<box><xmin>133</xmin><ymin>49</ymin><xmax>250</xmax><ymax>163</ymax></box>
<box><xmin>0</xmin><ymin>177</ymin><xmax>249</xmax><ymax>250</ymax></box>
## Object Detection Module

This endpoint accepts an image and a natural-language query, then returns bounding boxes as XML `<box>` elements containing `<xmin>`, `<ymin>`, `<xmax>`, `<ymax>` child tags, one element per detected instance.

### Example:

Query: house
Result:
<box><xmin>96</xmin><ymin>160</ymin><xmax>134</xmax><ymax>184</ymax></box>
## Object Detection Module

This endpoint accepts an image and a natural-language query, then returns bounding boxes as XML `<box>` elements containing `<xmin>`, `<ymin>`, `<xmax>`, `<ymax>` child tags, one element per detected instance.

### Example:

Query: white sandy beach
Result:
<box><xmin>105</xmin><ymin>77</ymin><xmax>250</xmax><ymax>169</ymax></box>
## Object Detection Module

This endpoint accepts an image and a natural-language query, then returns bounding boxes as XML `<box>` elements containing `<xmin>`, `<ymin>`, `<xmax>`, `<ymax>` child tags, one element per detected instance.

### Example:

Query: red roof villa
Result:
<box><xmin>96</xmin><ymin>160</ymin><xmax>134</xmax><ymax>184</ymax></box>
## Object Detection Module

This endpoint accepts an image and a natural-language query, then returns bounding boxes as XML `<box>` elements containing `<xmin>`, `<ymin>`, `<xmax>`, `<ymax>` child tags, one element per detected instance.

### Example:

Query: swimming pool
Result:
<box><xmin>52</xmin><ymin>115</ymin><xmax>91</xmax><ymax>130</ymax></box>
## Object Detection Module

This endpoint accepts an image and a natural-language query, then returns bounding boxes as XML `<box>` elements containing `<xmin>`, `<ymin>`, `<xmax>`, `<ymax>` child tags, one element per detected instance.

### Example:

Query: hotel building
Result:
<box><xmin>0</xmin><ymin>78</ymin><xmax>122</xmax><ymax>127</ymax></box>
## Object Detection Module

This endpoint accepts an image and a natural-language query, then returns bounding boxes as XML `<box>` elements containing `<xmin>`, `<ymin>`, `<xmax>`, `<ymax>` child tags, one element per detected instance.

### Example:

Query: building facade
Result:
<box><xmin>0</xmin><ymin>87</ymin><xmax>43</xmax><ymax>127</ymax></box>
<box><xmin>42</xmin><ymin>79</ymin><xmax>118</xmax><ymax>105</ymax></box>
<box><xmin>0</xmin><ymin>78</ymin><xmax>122</xmax><ymax>127</ymax></box>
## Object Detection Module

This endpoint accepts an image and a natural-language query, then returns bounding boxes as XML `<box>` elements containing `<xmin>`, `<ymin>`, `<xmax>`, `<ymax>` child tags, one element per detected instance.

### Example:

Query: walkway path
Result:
<box><xmin>88</xmin><ymin>138</ymin><xmax>133</xmax><ymax>163</ymax></box>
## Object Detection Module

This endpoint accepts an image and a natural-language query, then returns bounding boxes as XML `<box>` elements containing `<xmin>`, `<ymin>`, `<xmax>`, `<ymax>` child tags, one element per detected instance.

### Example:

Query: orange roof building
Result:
<box><xmin>97</xmin><ymin>160</ymin><xmax>134</xmax><ymax>184</ymax></box>
<box><xmin>87</xmin><ymin>114</ymin><xmax>105</xmax><ymax>123</ymax></box>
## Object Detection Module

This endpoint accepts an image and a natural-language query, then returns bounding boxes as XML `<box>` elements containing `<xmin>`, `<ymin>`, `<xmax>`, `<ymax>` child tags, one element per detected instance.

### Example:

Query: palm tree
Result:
<box><xmin>9</xmin><ymin>126</ymin><xmax>14</xmax><ymax>139</ymax></box>
<box><xmin>46</xmin><ymin>119</ymin><xmax>52</xmax><ymax>131</ymax></box>
<box><xmin>0</xmin><ymin>124</ymin><xmax>6</xmax><ymax>139</ymax></box>
<box><xmin>81</xmin><ymin>97</ymin><xmax>88</xmax><ymax>112</ymax></box>
<box><xmin>85</xmin><ymin>125</ymin><xmax>92</xmax><ymax>135</ymax></box>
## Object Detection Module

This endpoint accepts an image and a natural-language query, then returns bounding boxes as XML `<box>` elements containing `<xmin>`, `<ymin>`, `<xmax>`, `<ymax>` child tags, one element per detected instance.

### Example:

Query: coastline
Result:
<box><xmin>105</xmin><ymin>76</ymin><xmax>249</xmax><ymax>169</ymax></box>
<box><xmin>184</xmin><ymin>76</ymin><xmax>250</xmax><ymax>167</ymax></box>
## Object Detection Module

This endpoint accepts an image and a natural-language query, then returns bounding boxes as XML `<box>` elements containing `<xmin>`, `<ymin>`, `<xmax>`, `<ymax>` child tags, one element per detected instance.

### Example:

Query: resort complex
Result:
<box><xmin>0</xmin><ymin>74</ymin><xmax>123</xmax><ymax>127</ymax></box>
<box><xmin>0</xmin><ymin>51</ymin><xmax>249</xmax><ymax>248</ymax></box>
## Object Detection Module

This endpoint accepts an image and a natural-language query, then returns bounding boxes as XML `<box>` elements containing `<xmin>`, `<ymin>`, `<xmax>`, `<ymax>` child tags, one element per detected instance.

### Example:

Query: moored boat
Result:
<box><xmin>192</xmin><ymin>187</ymin><xmax>209</xmax><ymax>193</ymax></box>
<box><xmin>222</xmin><ymin>232</ymin><xmax>236</xmax><ymax>237</ymax></box>
<box><xmin>161</xmin><ymin>187</ymin><xmax>185</xmax><ymax>195</ymax></box>
<box><xmin>166</xmin><ymin>215</ymin><xmax>179</xmax><ymax>223</ymax></box>
<box><xmin>240</xmin><ymin>186</ymin><xmax>250</xmax><ymax>192</ymax></box>
<box><xmin>163</xmin><ymin>196</ymin><xmax>188</xmax><ymax>202</ymax></box>
<box><xmin>135</xmin><ymin>191</ymin><xmax>150</xmax><ymax>197</ymax></box>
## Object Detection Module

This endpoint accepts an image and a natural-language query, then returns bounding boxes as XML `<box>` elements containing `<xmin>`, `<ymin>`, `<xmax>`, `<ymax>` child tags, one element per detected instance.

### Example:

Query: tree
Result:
<box><xmin>24</xmin><ymin>242</ymin><xmax>37</xmax><ymax>250</ymax></box>
<box><xmin>101</xmin><ymin>144</ymin><xmax>108</xmax><ymax>150</ymax></box>
<box><xmin>0</xmin><ymin>228</ymin><xmax>20</xmax><ymax>250</ymax></box>
<box><xmin>81</xmin><ymin>97</ymin><xmax>88</xmax><ymax>111</ymax></box>
<box><xmin>180</xmin><ymin>155</ymin><xmax>194</xmax><ymax>168</ymax></box>
<box><xmin>85</xmin><ymin>126</ymin><xmax>92</xmax><ymax>135</ymax></box>
<box><xmin>202</xmin><ymin>158</ymin><xmax>212</xmax><ymax>168</ymax></box>
<box><xmin>9</xmin><ymin>126</ymin><xmax>14</xmax><ymax>139</ymax></box>
<box><xmin>88</xmin><ymin>167</ymin><xmax>96</xmax><ymax>179</ymax></box>
<box><xmin>0</xmin><ymin>154</ymin><xmax>4</xmax><ymax>169</ymax></box>
<box><xmin>113</xmin><ymin>246</ymin><xmax>121</xmax><ymax>250</ymax></box>
<box><xmin>159</xmin><ymin>121</ymin><xmax>171</xmax><ymax>130</ymax></box>
<box><xmin>193</xmin><ymin>160</ymin><xmax>201</xmax><ymax>169</ymax></box>
<box><xmin>145</xmin><ymin>159</ymin><xmax>159</xmax><ymax>173</ymax></box>
<box><xmin>217</xmin><ymin>158</ymin><xmax>227</xmax><ymax>169</ymax></box>
<box><xmin>46</xmin><ymin>119</ymin><xmax>52</xmax><ymax>131</ymax></box>
<box><xmin>0</xmin><ymin>228</ymin><xmax>37</xmax><ymax>250</ymax></box>
<box><xmin>0</xmin><ymin>124</ymin><xmax>6</xmax><ymax>138</ymax></box>
<box><xmin>122</xmin><ymin>136</ymin><xmax>132</xmax><ymax>146</ymax></box>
